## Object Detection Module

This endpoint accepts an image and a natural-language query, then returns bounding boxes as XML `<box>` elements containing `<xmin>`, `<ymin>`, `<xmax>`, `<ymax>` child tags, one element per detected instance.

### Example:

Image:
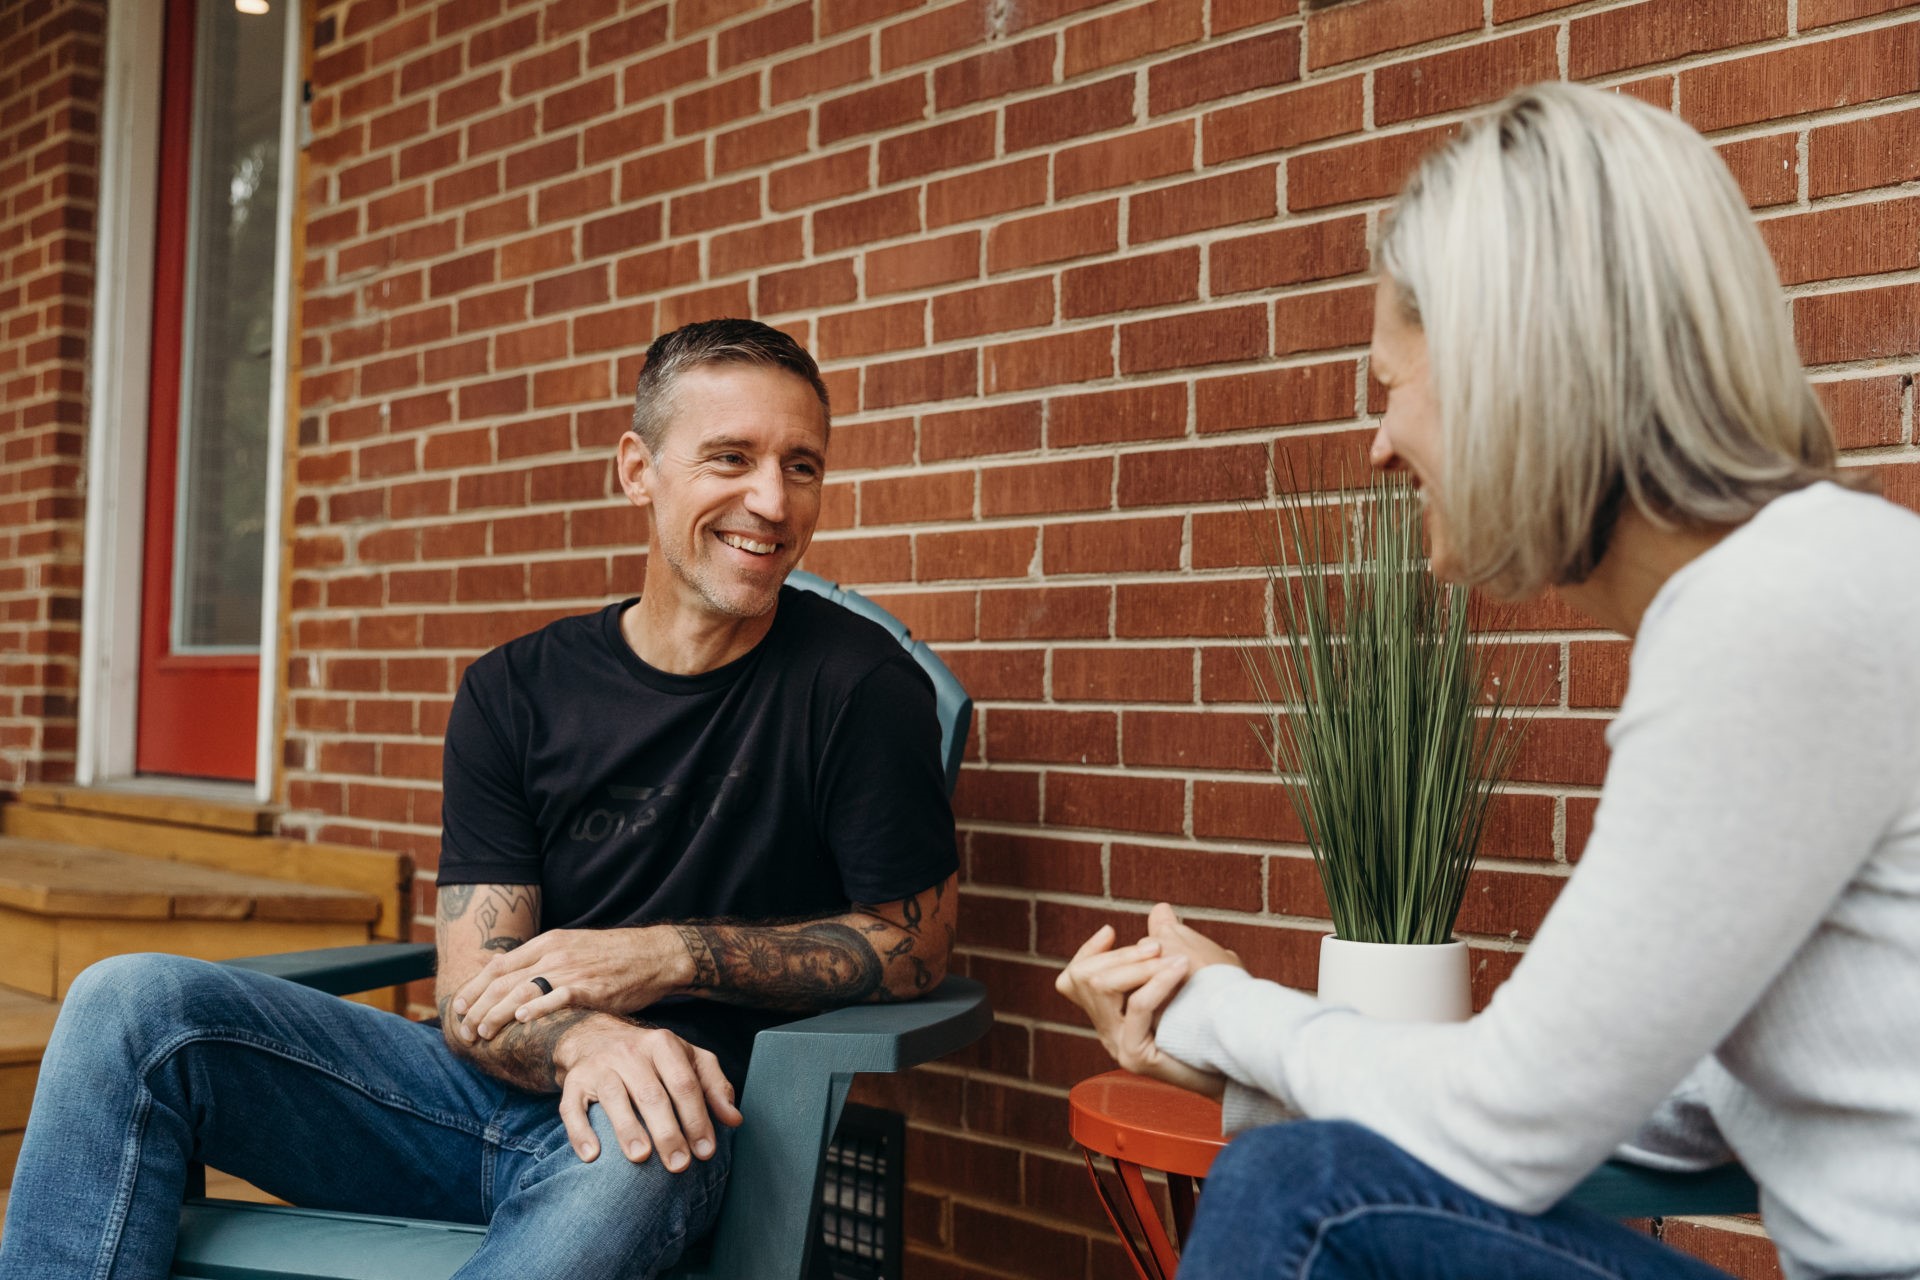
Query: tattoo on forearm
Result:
<box><xmin>674</xmin><ymin>921</ymin><xmax>886</xmax><ymax>1011</ymax></box>
<box><xmin>438</xmin><ymin>996</ymin><xmax>592</xmax><ymax>1093</ymax></box>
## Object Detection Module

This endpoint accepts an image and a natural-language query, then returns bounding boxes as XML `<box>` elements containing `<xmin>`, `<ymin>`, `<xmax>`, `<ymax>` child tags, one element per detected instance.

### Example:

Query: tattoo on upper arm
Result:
<box><xmin>470</xmin><ymin>885</ymin><xmax>537</xmax><ymax>954</ymax></box>
<box><xmin>437</xmin><ymin>883</ymin><xmax>475</xmax><ymax>920</ymax></box>
<box><xmin>673</xmin><ymin>921</ymin><xmax>885</xmax><ymax>1011</ymax></box>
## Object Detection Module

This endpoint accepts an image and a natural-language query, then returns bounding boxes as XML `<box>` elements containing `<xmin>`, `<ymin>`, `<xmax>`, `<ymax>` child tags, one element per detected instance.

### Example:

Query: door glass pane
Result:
<box><xmin>172</xmin><ymin>0</ymin><xmax>284</xmax><ymax>652</ymax></box>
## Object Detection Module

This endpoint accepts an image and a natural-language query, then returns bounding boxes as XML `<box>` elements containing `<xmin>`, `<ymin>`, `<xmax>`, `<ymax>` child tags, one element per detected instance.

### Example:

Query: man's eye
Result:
<box><xmin>788</xmin><ymin>462</ymin><xmax>819</xmax><ymax>479</ymax></box>
<box><xmin>714</xmin><ymin>453</ymin><xmax>748</xmax><ymax>466</ymax></box>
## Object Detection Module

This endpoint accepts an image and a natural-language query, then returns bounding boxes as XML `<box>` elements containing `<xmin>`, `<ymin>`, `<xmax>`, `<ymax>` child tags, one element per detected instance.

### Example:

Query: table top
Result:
<box><xmin>1068</xmin><ymin>1070</ymin><xmax>1229</xmax><ymax>1178</ymax></box>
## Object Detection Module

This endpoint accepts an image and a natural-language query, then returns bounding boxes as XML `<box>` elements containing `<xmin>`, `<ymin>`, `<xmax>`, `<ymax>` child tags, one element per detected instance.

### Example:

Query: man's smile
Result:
<box><xmin>715</xmin><ymin>530</ymin><xmax>779</xmax><ymax>556</ymax></box>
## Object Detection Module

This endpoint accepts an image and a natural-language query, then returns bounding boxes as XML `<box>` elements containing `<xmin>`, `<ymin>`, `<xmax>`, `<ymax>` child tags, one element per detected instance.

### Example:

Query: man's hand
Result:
<box><xmin>554</xmin><ymin>1018</ymin><xmax>743</xmax><ymax>1170</ymax></box>
<box><xmin>451</xmin><ymin>925</ymin><xmax>688</xmax><ymax>1044</ymax></box>
<box><xmin>1055</xmin><ymin>921</ymin><xmax>1227</xmax><ymax>1099</ymax></box>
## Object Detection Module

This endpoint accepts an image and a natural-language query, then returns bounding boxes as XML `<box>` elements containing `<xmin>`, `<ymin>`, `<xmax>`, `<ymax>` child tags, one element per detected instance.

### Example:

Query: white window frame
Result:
<box><xmin>78</xmin><ymin>0</ymin><xmax>301</xmax><ymax>803</ymax></box>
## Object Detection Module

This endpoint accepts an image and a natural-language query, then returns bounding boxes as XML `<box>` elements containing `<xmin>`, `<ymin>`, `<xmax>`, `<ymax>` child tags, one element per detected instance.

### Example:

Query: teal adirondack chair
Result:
<box><xmin>1561</xmin><ymin>1158</ymin><xmax>1759</xmax><ymax>1219</ymax></box>
<box><xmin>171</xmin><ymin>571</ymin><xmax>988</xmax><ymax>1280</ymax></box>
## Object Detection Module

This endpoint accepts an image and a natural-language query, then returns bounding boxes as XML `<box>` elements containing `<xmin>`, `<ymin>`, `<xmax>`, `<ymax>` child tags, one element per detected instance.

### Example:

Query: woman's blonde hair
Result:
<box><xmin>1376</xmin><ymin>82</ymin><xmax>1835</xmax><ymax>597</ymax></box>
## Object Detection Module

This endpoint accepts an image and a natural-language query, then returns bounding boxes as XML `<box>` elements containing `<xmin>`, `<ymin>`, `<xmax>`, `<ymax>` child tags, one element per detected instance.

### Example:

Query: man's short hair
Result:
<box><xmin>630</xmin><ymin>318</ymin><xmax>831</xmax><ymax>451</ymax></box>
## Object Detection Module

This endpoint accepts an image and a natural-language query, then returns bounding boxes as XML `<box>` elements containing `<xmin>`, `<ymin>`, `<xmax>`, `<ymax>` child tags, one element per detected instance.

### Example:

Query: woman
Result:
<box><xmin>1057</xmin><ymin>82</ymin><xmax>1920</xmax><ymax>1280</ymax></box>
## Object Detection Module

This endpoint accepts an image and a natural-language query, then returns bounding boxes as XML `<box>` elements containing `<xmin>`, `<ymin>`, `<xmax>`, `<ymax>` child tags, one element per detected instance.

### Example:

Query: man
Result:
<box><xmin>1</xmin><ymin>319</ymin><xmax>959</xmax><ymax>1279</ymax></box>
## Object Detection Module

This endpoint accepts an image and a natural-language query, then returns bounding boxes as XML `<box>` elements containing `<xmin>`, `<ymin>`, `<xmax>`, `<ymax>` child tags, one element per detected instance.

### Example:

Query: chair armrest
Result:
<box><xmin>222</xmin><ymin>942</ymin><xmax>436</xmax><ymax>997</ymax></box>
<box><xmin>1559</xmin><ymin>1159</ymin><xmax>1760</xmax><ymax>1219</ymax></box>
<box><xmin>740</xmin><ymin>976</ymin><xmax>992</xmax><ymax>1085</ymax></box>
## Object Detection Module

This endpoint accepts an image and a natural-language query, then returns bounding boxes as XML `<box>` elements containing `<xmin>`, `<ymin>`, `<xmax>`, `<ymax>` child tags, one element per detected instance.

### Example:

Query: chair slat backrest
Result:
<box><xmin>786</xmin><ymin>570</ymin><xmax>971</xmax><ymax>797</ymax></box>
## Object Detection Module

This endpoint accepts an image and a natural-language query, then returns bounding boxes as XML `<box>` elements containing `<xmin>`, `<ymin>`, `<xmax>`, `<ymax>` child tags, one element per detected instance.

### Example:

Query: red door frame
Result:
<box><xmin>135</xmin><ymin>0</ymin><xmax>259</xmax><ymax>782</ymax></box>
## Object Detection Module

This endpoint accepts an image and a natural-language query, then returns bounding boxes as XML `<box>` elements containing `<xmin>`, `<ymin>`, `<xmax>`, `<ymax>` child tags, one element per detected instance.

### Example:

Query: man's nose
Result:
<box><xmin>1368</xmin><ymin>421</ymin><xmax>1401</xmax><ymax>471</ymax></box>
<box><xmin>742</xmin><ymin>461</ymin><xmax>788</xmax><ymax>523</ymax></box>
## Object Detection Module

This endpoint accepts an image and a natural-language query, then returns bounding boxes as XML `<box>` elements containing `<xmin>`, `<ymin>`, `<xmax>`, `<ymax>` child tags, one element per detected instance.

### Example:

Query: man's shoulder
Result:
<box><xmin>461</xmin><ymin>602</ymin><xmax>624</xmax><ymax>695</ymax></box>
<box><xmin>772</xmin><ymin>584</ymin><xmax>928</xmax><ymax>691</ymax></box>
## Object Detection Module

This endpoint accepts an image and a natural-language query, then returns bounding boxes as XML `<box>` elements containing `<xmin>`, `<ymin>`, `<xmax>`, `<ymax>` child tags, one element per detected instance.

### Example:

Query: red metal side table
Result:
<box><xmin>1068</xmin><ymin>1070</ymin><xmax>1229</xmax><ymax>1280</ymax></box>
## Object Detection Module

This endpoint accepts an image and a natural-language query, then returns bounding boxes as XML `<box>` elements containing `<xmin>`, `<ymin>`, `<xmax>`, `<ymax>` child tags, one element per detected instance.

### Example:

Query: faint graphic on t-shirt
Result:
<box><xmin>567</xmin><ymin>770</ymin><xmax>745</xmax><ymax>843</ymax></box>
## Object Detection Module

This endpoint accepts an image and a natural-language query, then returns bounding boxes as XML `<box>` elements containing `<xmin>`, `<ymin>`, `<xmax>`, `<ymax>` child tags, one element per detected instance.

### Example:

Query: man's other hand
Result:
<box><xmin>452</xmin><ymin>926</ymin><xmax>687</xmax><ymax>1042</ymax></box>
<box><xmin>553</xmin><ymin>1019</ymin><xmax>742</xmax><ymax>1168</ymax></box>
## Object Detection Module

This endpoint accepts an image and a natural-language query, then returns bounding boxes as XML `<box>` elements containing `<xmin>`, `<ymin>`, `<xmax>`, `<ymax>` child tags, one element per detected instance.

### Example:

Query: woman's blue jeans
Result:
<box><xmin>1178</xmin><ymin>1121</ymin><xmax>1738</xmax><ymax>1280</ymax></box>
<box><xmin>0</xmin><ymin>953</ymin><xmax>731</xmax><ymax>1280</ymax></box>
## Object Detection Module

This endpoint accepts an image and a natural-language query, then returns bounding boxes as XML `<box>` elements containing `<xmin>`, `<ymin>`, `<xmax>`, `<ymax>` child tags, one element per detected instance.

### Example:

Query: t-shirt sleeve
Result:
<box><xmin>438</xmin><ymin>663</ymin><xmax>544</xmax><ymax>887</ymax></box>
<box><xmin>813</xmin><ymin>652</ymin><xmax>960</xmax><ymax>904</ymax></box>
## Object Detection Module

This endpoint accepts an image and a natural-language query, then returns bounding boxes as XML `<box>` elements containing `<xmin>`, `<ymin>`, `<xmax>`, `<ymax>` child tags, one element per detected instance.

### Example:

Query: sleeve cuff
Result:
<box><xmin>1221</xmin><ymin>1081</ymin><xmax>1297</xmax><ymax>1134</ymax></box>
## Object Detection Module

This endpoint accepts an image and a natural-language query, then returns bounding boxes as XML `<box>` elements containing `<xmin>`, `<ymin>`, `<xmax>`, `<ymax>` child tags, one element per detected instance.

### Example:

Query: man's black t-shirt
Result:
<box><xmin>436</xmin><ymin>585</ymin><xmax>960</xmax><ymax>1090</ymax></box>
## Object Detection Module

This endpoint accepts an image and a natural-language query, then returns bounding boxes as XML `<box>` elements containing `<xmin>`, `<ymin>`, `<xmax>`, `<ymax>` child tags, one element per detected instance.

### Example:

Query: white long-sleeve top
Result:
<box><xmin>1156</xmin><ymin>482</ymin><xmax>1920</xmax><ymax>1280</ymax></box>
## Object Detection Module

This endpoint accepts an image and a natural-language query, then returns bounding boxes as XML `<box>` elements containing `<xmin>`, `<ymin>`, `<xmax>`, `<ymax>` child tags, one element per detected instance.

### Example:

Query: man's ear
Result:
<box><xmin>616</xmin><ymin>431</ymin><xmax>654</xmax><ymax>511</ymax></box>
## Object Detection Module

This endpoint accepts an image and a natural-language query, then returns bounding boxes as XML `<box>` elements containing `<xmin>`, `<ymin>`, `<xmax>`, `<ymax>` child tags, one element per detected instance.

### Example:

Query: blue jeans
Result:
<box><xmin>0</xmin><ymin>953</ymin><xmax>731</xmax><ymax>1280</ymax></box>
<box><xmin>1178</xmin><ymin>1121</ymin><xmax>1737</xmax><ymax>1280</ymax></box>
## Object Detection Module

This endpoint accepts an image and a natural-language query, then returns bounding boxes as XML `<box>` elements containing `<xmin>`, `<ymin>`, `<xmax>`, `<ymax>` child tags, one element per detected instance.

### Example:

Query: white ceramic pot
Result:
<box><xmin>1316</xmin><ymin>936</ymin><xmax>1472</xmax><ymax>1022</ymax></box>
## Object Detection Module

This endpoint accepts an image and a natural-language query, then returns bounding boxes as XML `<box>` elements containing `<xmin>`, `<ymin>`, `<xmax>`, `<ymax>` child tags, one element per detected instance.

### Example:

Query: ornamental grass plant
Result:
<box><xmin>1246</xmin><ymin>472</ymin><xmax>1533</xmax><ymax>946</ymax></box>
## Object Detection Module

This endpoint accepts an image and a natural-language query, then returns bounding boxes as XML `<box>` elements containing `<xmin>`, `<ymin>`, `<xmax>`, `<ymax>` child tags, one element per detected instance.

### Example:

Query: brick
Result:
<box><xmin>866</xmin><ymin>348</ymin><xmax>977</xmax><ymax>408</ymax></box>
<box><xmin>927</xmin><ymin>156</ymin><xmax>1051</xmax><ymax>227</ymax></box>
<box><xmin>1198</xmin><ymin>361</ymin><xmax>1356</xmax><ymax>434</ymax></box>
<box><xmin>982</xmin><ymin>457</ymin><xmax>1112</xmax><ymax>517</ymax></box>
<box><xmin>1814</xmin><ymin>375</ymin><xmax>1906</xmax><ymax>451</ymax></box>
<box><xmin>1130</xmin><ymin>166</ymin><xmax>1275</xmax><ymax>243</ymax></box>
<box><xmin>759</xmin><ymin>258</ymin><xmax>859</xmax><ymax>314</ymax></box>
<box><xmin>986</xmin><ymin>202</ymin><xmax>1119</xmax><ymax>273</ymax></box>
<box><xmin>1275</xmin><ymin>283</ymin><xmax>1375</xmax><ymax>356</ymax></box>
<box><xmin>1004</xmin><ymin>75</ymin><xmax>1135</xmax><ymax>154</ymax></box>
<box><xmin>922</xmin><ymin>401</ymin><xmax>1044</xmax><ymax>460</ymax></box>
<box><xmin>770</xmin><ymin>36</ymin><xmax>871</xmax><ymax>104</ymax></box>
<box><xmin>1204</xmin><ymin>76</ymin><xmax>1363</xmax><ymax>166</ymax></box>
<box><xmin>586</xmin><ymin>7</ymin><xmax>670</xmax><ymax>65</ymax></box>
<box><xmin>1056</xmin><ymin>120</ymin><xmax>1195</xmax><ymax>200</ymax></box>
<box><xmin>866</xmin><ymin>230</ymin><xmax>979</xmax><ymax>295</ymax></box>
<box><xmin>979</xmin><ymin>585</ymin><xmax>1110</xmax><ymax>639</ymax></box>
<box><xmin>1661</xmin><ymin>1223</ymin><xmax>1788</xmax><ymax>1279</ymax></box>
<box><xmin>819</xmin><ymin>77</ymin><xmax>925</xmax><ymax>145</ymax></box>
<box><xmin>1195</xmin><ymin>776</ymin><xmax>1308</xmax><ymax>842</ymax></box>
<box><xmin>1794</xmin><ymin>281</ymin><xmax>1920</xmax><ymax>366</ymax></box>
<box><xmin>714</xmin><ymin>111</ymin><xmax>810</xmax><ymax>174</ymax></box>
<box><xmin>942</xmin><ymin>648</ymin><xmax>1046</xmax><ymax>701</ymax></box>
<box><xmin>1119</xmin><ymin>441</ymin><xmax>1268</xmax><ymax>509</ymax></box>
<box><xmin>878</xmin><ymin>112</ymin><xmax>996</xmax><ymax>184</ymax></box>
<box><xmin>1681</xmin><ymin>23</ymin><xmax>1920</xmax><ymax>134</ymax></box>
<box><xmin>583</xmin><ymin>206</ymin><xmax>665</xmax><ymax>260</ymax></box>
<box><xmin>986</xmin><ymin>327</ymin><xmax>1114</xmax><ymax>393</ymax></box>
<box><xmin>1717</xmin><ymin>131</ymin><xmax>1799</xmax><ymax>209</ymax></box>
<box><xmin>1307</xmin><ymin>0</ymin><xmax>1479</xmax><ymax>70</ymax></box>
<box><xmin>1762</xmin><ymin>197</ymin><xmax>1920</xmax><ymax>287</ymax></box>
<box><xmin>933</xmin><ymin>278</ymin><xmax>1055</xmax><ymax>342</ymax></box>
<box><xmin>614</xmin><ymin>242</ymin><xmax>702</xmax><ymax>298</ymax></box>
<box><xmin>881</xmin><ymin>0</ymin><xmax>990</xmax><ymax>71</ymax></box>
<box><xmin>1115</xmin><ymin>842</ymin><xmax>1264</xmax><ymax>910</ymax></box>
<box><xmin>815</xmin><ymin>300</ymin><xmax>922</xmax><ymax>361</ymax></box>
<box><xmin>985</xmin><ymin>708</ymin><xmax>1118</xmax><ymax>765</ymax></box>
<box><xmin>935</xmin><ymin>35</ymin><xmax>1055</xmax><ymax>110</ymax></box>
<box><xmin>801</xmin><ymin>534</ymin><xmax>914</xmax><ymax>583</ymax></box>
<box><xmin>1120</xmin><ymin>304</ymin><xmax>1267</xmax><ymax>375</ymax></box>
<box><xmin>1119</xmin><ymin>578</ymin><xmax>1265</xmax><ymax>637</ymax></box>
<box><xmin>860</xmin><ymin>470</ymin><xmax>974</xmax><ymax>527</ymax></box>
<box><xmin>827</xmin><ymin>417</ymin><xmax>915</xmax><ymax>470</ymax></box>
<box><xmin>815</xmin><ymin>189</ymin><xmax>920</xmax><ymax>254</ymax></box>
<box><xmin>1571</xmin><ymin>0</ymin><xmax>1785</xmax><ymax>80</ymax></box>
<box><xmin>707</xmin><ymin>219</ymin><xmax>804</xmax><ymax>279</ymax></box>
<box><xmin>917</xmin><ymin>525</ymin><xmax>1037</xmax><ymax>579</ymax></box>
<box><xmin>668</xmin><ymin>177</ymin><xmax>761</xmax><ymax>235</ymax></box>
<box><xmin>1061</xmin><ymin>246</ymin><xmax>1199</xmax><ymax>319</ymax></box>
<box><xmin>1212</xmin><ymin>215</ymin><xmax>1369</xmax><ymax>297</ymax></box>
<box><xmin>1043</xmin><ymin>515</ymin><xmax>1183</xmax><ymax>575</ymax></box>
<box><xmin>657</xmin><ymin>280</ymin><xmax>753</xmax><ymax>330</ymax></box>
<box><xmin>768</xmin><ymin>146</ymin><xmax>871</xmax><ymax>212</ymax></box>
<box><xmin>1050</xmin><ymin>646</ymin><xmax>1190</xmax><ymax>701</ymax></box>
<box><xmin>1379</xmin><ymin>28</ymin><xmax>1557</xmax><ymax>126</ymax></box>
<box><xmin>1809</xmin><ymin>105</ymin><xmax>1920</xmax><ymax>199</ymax></box>
<box><xmin>1045</xmin><ymin>771</ymin><xmax>1184</xmax><ymax>835</ymax></box>
<box><xmin>1290</xmin><ymin>124</ymin><xmax>1458</xmax><ymax>212</ymax></box>
<box><xmin>1149</xmin><ymin>29</ymin><xmax>1300</xmax><ymax>117</ymax></box>
<box><xmin>544</xmin><ymin>74</ymin><xmax>618</xmax><ymax>132</ymax></box>
<box><xmin>1048</xmin><ymin>382</ymin><xmax>1188</xmax><ymax>447</ymax></box>
<box><xmin>622</xmin><ymin>44</ymin><xmax>712</xmax><ymax>104</ymax></box>
<box><xmin>821</xmin><ymin>0</ymin><xmax>923</xmax><ymax>36</ymax></box>
<box><xmin>1063</xmin><ymin>0</ymin><xmax>1204</xmax><ymax>78</ymax></box>
<box><xmin>717</xmin><ymin>4</ymin><xmax>813</xmax><ymax>69</ymax></box>
<box><xmin>673</xmin><ymin>71</ymin><xmax>760</xmax><ymax>136</ymax></box>
<box><xmin>969</xmin><ymin>831</ymin><xmax>1102</xmax><ymax>895</ymax></box>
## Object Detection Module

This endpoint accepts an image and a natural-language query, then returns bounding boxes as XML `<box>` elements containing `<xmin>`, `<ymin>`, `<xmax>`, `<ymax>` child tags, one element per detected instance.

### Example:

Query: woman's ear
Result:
<box><xmin>616</xmin><ymin>432</ymin><xmax>654</xmax><ymax>511</ymax></box>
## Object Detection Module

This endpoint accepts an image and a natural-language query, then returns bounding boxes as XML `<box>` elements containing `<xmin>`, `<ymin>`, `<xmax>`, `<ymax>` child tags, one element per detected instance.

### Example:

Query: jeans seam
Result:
<box><xmin>136</xmin><ymin>1025</ymin><xmax>546</xmax><ymax>1154</ymax></box>
<box><xmin>1298</xmin><ymin>1204</ymin><xmax>1631</xmax><ymax>1280</ymax></box>
<box><xmin>92</xmin><ymin>1091</ymin><xmax>152</xmax><ymax>1280</ymax></box>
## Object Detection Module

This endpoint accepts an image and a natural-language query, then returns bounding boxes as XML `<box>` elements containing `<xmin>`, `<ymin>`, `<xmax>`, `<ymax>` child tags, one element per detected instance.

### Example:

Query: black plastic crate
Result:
<box><xmin>815</xmin><ymin>1102</ymin><xmax>906</xmax><ymax>1280</ymax></box>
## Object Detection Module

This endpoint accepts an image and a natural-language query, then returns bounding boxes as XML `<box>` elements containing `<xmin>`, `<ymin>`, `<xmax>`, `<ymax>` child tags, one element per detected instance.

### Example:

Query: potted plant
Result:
<box><xmin>1245</xmin><ymin>471</ymin><xmax>1533</xmax><ymax>1021</ymax></box>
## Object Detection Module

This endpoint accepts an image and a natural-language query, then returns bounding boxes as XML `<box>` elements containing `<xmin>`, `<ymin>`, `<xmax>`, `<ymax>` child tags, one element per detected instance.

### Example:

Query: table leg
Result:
<box><xmin>1080</xmin><ymin>1150</ymin><xmax>1183</xmax><ymax>1280</ymax></box>
<box><xmin>1168</xmin><ymin>1173</ymin><xmax>1200</xmax><ymax>1245</ymax></box>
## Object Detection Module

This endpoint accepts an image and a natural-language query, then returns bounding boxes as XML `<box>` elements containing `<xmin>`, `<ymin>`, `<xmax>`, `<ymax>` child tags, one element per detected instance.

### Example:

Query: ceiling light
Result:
<box><xmin>235</xmin><ymin>0</ymin><xmax>269</xmax><ymax>14</ymax></box>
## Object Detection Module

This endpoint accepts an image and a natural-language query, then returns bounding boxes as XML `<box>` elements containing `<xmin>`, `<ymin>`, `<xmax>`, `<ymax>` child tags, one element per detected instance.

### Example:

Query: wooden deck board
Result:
<box><xmin>0</xmin><ymin>841</ymin><xmax>379</xmax><ymax>924</ymax></box>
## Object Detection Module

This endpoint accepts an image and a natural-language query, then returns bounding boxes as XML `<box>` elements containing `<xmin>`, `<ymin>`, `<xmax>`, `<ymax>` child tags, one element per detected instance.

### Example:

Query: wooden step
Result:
<box><xmin>14</xmin><ymin>782</ymin><xmax>276</xmax><ymax>835</ymax></box>
<box><xmin>0</xmin><ymin>801</ymin><xmax>410</xmax><ymax>942</ymax></box>
<box><xmin>0</xmin><ymin>840</ymin><xmax>380</xmax><ymax>999</ymax></box>
<box><xmin>0</xmin><ymin>986</ymin><xmax>60</xmax><ymax>1193</ymax></box>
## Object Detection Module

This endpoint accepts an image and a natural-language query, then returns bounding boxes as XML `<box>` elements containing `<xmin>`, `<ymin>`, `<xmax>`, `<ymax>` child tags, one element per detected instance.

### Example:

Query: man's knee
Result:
<box><xmin>62</xmin><ymin>952</ymin><xmax>229</xmax><ymax>1034</ymax></box>
<box><xmin>548</xmin><ymin>1109</ymin><xmax>732</xmax><ymax>1237</ymax></box>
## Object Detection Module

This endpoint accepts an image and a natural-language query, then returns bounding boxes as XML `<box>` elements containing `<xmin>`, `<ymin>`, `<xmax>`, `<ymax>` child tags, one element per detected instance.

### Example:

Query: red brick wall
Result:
<box><xmin>0</xmin><ymin>0</ymin><xmax>102</xmax><ymax>789</ymax></box>
<box><xmin>284</xmin><ymin>0</ymin><xmax>1920</xmax><ymax>1275</ymax></box>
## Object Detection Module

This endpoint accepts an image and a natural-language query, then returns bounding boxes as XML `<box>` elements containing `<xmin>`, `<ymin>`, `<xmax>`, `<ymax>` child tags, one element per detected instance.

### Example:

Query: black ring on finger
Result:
<box><xmin>531</xmin><ymin>975</ymin><xmax>554</xmax><ymax>997</ymax></box>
